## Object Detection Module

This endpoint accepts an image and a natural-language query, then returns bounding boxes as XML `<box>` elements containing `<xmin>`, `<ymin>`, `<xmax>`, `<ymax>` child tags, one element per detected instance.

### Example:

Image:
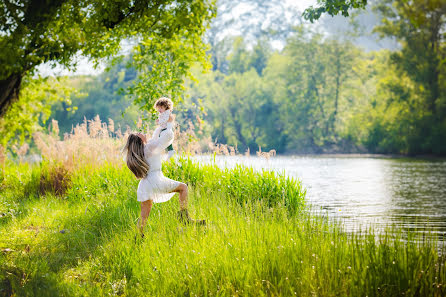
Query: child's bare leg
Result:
<box><xmin>171</xmin><ymin>183</ymin><xmax>188</xmax><ymax>210</ymax></box>
<box><xmin>138</xmin><ymin>199</ymin><xmax>153</xmax><ymax>234</ymax></box>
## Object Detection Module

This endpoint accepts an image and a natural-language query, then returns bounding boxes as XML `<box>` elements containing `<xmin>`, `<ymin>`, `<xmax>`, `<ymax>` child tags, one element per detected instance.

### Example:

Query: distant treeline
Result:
<box><xmin>51</xmin><ymin>1</ymin><xmax>445</xmax><ymax>155</ymax></box>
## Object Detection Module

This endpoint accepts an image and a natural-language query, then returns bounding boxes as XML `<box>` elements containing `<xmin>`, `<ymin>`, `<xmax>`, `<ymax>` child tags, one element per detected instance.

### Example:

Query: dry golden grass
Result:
<box><xmin>0</xmin><ymin>145</ymin><xmax>5</xmax><ymax>166</ymax></box>
<box><xmin>173</xmin><ymin>120</ymin><xmax>206</xmax><ymax>155</ymax></box>
<box><xmin>4</xmin><ymin>115</ymin><xmax>276</xmax><ymax>171</ymax></box>
<box><xmin>11</xmin><ymin>143</ymin><xmax>29</xmax><ymax>163</ymax></box>
<box><xmin>33</xmin><ymin>116</ymin><xmax>126</xmax><ymax>171</ymax></box>
<box><xmin>256</xmin><ymin>146</ymin><xmax>276</xmax><ymax>160</ymax></box>
<box><xmin>31</xmin><ymin>115</ymin><xmax>257</xmax><ymax>169</ymax></box>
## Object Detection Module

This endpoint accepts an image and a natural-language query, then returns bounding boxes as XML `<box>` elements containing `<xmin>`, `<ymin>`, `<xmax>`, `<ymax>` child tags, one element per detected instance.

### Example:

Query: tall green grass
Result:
<box><xmin>164</xmin><ymin>156</ymin><xmax>306</xmax><ymax>215</ymax></box>
<box><xmin>0</xmin><ymin>157</ymin><xmax>445</xmax><ymax>296</ymax></box>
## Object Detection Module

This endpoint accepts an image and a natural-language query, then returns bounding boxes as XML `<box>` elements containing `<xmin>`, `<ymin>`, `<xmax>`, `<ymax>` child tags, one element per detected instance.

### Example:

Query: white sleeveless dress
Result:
<box><xmin>136</xmin><ymin>123</ymin><xmax>180</xmax><ymax>203</ymax></box>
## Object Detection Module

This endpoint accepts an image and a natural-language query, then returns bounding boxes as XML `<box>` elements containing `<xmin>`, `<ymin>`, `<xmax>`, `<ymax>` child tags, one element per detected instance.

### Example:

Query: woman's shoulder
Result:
<box><xmin>143</xmin><ymin>142</ymin><xmax>152</xmax><ymax>155</ymax></box>
<box><xmin>144</xmin><ymin>139</ymin><xmax>161</xmax><ymax>155</ymax></box>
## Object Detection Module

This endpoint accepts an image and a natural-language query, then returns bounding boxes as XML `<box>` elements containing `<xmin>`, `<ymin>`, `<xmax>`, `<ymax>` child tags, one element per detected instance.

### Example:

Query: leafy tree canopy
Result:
<box><xmin>303</xmin><ymin>0</ymin><xmax>368</xmax><ymax>22</ymax></box>
<box><xmin>0</xmin><ymin>0</ymin><xmax>216</xmax><ymax>117</ymax></box>
<box><xmin>0</xmin><ymin>76</ymin><xmax>76</xmax><ymax>147</ymax></box>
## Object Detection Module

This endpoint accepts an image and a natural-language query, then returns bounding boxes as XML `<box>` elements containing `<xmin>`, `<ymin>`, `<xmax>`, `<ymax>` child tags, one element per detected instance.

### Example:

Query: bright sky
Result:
<box><xmin>286</xmin><ymin>0</ymin><xmax>317</xmax><ymax>10</ymax></box>
<box><xmin>37</xmin><ymin>0</ymin><xmax>317</xmax><ymax>77</ymax></box>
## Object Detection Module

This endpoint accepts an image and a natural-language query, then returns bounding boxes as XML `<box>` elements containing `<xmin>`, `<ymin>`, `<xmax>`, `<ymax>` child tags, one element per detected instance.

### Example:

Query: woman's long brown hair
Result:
<box><xmin>124</xmin><ymin>134</ymin><xmax>150</xmax><ymax>179</ymax></box>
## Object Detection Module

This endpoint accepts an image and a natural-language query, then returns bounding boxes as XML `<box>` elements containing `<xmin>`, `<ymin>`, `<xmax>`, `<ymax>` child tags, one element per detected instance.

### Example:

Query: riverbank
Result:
<box><xmin>277</xmin><ymin>152</ymin><xmax>446</xmax><ymax>160</ymax></box>
<box><xmin>194</xmin><ymin>154</ymin><xmax>446</xmax><ymax>238</ymax></box>
<box><xmin>0</xmin><ymin>157</ymin><xmax>444</xmax><ymax>296</ymax></box>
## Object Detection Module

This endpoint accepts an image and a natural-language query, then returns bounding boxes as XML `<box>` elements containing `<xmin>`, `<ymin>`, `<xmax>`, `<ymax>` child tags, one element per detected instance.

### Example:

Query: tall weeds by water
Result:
<box><xmin>0</xmin><ymin>117</ymin><xmax>445</xmax><ymax>296</ymax></box>
<box><xmin>33</xmin><ymin>116</ymin><xmax>126</xmax><ymax>170</ymax></box>
<box><xmin>0</xmin><ymin>156</ymin><xmax>445</xmax><ymax>296</ymax></box>
<box><xmin>24</xmin><ymin>116</ymin><xmax>269</xmax><ymax>198</ymax></box>
<box><xmin>31</xmin><ymin>116</ymin><xmax>244</xmax><ymax>170</ymax></box>
<box><xmin>164</xmin><ymin>156</ymin><xmax>305</xmax><ymax>215</ymax></box>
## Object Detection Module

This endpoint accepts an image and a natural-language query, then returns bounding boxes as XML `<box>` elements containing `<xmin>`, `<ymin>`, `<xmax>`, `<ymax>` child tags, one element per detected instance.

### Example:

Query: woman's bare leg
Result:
<box><xmin>138</xmin><ymin>199</ymin><xmax>153</xmax><ymax>234</ymax></box>
<box><xmin>171</xmin><ymin>183</ymin><xmax>188</xmax><ymax>210</ymax></box>
<box><xmin>170</xmin><ymin>183</ymin><xmax>205</xmax><ymax>225</ymax></box>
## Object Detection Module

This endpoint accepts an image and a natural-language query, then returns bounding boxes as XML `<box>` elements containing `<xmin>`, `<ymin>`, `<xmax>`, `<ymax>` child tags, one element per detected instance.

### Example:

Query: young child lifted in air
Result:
<box><xmin>154</xmin><ymin>97</ymin><xmax>176</xmax><ymax>159</ymax></box>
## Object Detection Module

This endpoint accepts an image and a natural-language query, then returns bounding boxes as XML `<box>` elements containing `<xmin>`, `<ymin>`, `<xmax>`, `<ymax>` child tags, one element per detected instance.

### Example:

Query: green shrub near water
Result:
<box><xmin>0</xmin><ymin>156</ymin><xmax>445</xmax><ymax>296</ymax></box>
<box><xmin>164</xmin><ymin>156</ymin><xmax>306</xmax><ymax>215</ymax></box>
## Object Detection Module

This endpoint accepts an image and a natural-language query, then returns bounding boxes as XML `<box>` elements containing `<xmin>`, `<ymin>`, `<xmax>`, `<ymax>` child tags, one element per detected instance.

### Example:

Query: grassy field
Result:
<box><xmin>0</xmin><ymin>156</ymin><xmax>445</xmax><ymax>296</ymax></box>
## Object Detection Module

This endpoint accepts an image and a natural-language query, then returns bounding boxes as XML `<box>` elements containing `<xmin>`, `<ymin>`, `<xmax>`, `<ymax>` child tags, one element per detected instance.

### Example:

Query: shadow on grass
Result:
<box><xmin>0</xmin><ymin>192</ymin><xmax>139</xmax><ymax>297</ymax></box>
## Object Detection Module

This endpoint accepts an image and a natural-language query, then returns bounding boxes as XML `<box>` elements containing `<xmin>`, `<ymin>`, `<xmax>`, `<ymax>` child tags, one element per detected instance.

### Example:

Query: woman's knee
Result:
<box><xmin>179</xmin><ymin>183</ymin><xmax>188</xmax><ymax>193</ymax></box>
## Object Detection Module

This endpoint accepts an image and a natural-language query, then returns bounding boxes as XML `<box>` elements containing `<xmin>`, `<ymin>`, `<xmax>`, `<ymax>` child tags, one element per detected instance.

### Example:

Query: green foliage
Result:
<box><xmin>50</xmin><ymin>59</ymin><xmax>141</xmax><ymax>135</ymax></box>
<box><xmin>1</xmin><ymin>0</ymin><xmax>215</xmax><ymax>79</ymax></box>
<box><xmin>184</xmin><ymin>27</ymin><xmax>362</xmax><ymax>153</ymax></box>
<box><xmin>371</xmin><ymin>0</ymin><xmax>446</xmax><ymax>154</ymax></box>
<box><xmin>303</xmin><ymin>0</ymin><xmax>368</xmax><ymax>22</ymax></box>
<box><xmin>164</xmin><ymin>156</ymin><xmax>306</xmax><ymax>215</ymax></box>
<box><xmin>0</xmin><ymin>76</ymin><xmax>75</xmax><ymax>148</ymax></box>
<box><xmin>41</xmin><ymin>4</ymin><xmax>446</xmax><ymax>155</ymax></box>
<box><xmin>228</xmin><ymin>37</ymin><xmax>271</xmax><ymax>75</ymax></box>
<box><xmin>181</xmin><ymin>1</ymin><xmax>445</xmax><ymax>155</ymax></box>
<box><xmin>11</xmin><ymin>0</ymin><xmax>445</xmax><ymax>156</ymax></box>
<box><xmin>276</xmin><ymin>30</ymin><xmax>360</xmax><ymax>151</ymax></box>
<box><xmin>184</xmin><ymin>66</ymin><xmax>278</xmax><ymax>152</ymax></box>
<box><xmin>0</xmin><ymin>0</ymin><xmax>216</xmax><ymax>117</ymax></box>
<box><xmin>0</xmin><ymin>160</ymin><xmax>445</xmax><ymax>296</ymax></box>
<box><xmin>128</xmin><ymin>15</ymin><xmax>214</xmax><ymax>113</ymax></box>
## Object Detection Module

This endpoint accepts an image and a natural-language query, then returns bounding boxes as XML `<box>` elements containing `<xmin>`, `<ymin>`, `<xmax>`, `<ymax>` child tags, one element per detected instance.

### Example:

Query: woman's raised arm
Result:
<box><xmin>150</xmin><ymin>126</ymin><xmax>162</xmax><ymax>141</ymax></box>
<box><xmin>145</xmin><ymin>122</ymin><xmax>174</xmax><ymax>154</ymax></box>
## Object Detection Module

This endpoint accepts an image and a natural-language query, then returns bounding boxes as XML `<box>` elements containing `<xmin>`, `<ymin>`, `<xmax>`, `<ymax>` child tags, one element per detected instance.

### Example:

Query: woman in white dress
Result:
<box><xmin>124</xmin><ymin>118</ymin><xmax>205</xmax><ymax>238</ymax></box>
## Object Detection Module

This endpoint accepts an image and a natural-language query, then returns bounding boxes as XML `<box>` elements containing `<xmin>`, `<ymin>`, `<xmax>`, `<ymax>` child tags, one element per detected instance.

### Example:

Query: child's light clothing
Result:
<box><xmin>157</xmin><ymin>109</ymin><xmax>175</xmax><ymax>157</ymax></box>
<box><xmin>158</xmin><ymin>110</ymin><xmax>171</xmax><ymax>129</ymax></box>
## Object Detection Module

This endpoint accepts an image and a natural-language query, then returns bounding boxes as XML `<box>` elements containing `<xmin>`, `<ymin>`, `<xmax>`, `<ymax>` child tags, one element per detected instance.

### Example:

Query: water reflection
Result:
<box><xmin>195</xmin><ymin>155</ymin><xmax>446</xmax><ymax>238</ymax></box>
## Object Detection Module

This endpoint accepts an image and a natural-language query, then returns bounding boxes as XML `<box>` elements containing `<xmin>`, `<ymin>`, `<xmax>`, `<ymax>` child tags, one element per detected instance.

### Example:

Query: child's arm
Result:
<box><xmin>148</xmin><ymin>112</ymin><xmax>167</xmax><ymax>140</ymax></box>
<box><xmin>168</xmin><ymin>113</ymin><xmax>175</xmax><ymax>124</ymax></box>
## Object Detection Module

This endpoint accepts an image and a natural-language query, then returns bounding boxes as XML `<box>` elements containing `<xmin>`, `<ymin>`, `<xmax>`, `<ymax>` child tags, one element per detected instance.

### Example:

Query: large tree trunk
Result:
<box><xmin>0</xmin><ymin>73</ymin><xmax>23</xmax><ymax>117</ymax></box>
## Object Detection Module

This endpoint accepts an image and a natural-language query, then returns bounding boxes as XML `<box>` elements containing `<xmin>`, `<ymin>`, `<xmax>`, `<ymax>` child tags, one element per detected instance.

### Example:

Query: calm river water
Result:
<box><xmin>195</xmin><ymin>155</ymin><xmax>446</xmax><ymax>238</ymax></box>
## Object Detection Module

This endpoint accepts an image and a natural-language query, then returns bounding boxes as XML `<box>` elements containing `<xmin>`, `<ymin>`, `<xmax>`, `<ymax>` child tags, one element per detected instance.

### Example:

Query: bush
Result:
<box><xmin>164</xmin><ymin>156</ymin><xmax>306</xmax><ymax>214</ymax></box>
<box><xmin>39</xmin><ymin>163</ymin><xmax>72</xmax><ymax>197</ymax></box>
